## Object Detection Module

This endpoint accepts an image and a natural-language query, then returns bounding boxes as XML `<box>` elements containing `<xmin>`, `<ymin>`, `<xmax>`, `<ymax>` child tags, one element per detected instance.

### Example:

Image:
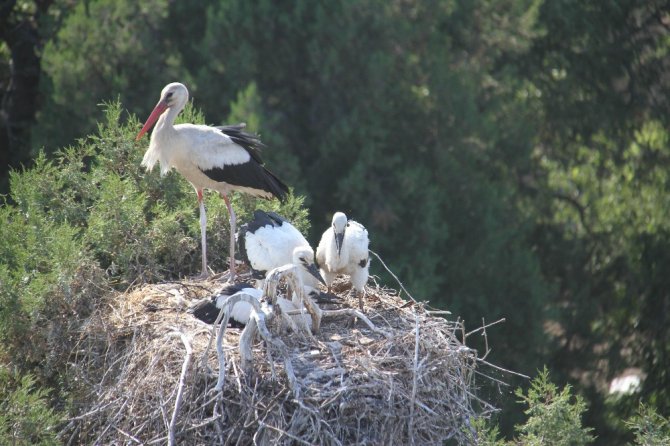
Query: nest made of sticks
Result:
<box><xmin>60</xmin><ymin>275</ymin><xmax>496</xmax><ymax>445</ymax></box>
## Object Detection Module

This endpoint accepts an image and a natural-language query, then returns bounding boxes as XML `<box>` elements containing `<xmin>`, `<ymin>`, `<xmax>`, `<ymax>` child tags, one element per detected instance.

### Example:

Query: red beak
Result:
<box><xmin>135</xmin><ymin>101</ymin><xmax>169</xmax><ymax>141</ymax></box>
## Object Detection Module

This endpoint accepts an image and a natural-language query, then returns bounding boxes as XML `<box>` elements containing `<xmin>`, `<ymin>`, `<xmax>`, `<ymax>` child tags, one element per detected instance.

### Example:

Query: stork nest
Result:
<box><xmin>60</xmin><ymin>275</ymin><xmax>499</xmax><ymax>445</ymax></box>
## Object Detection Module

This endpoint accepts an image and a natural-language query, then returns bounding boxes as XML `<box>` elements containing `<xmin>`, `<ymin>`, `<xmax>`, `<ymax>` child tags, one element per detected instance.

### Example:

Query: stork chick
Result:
<box><xmin>190</xmin><ymin>282</ymin><xmax>323</xmax><ymax>329</ymax></box>
<box><xmin>189</xmin><ymin>282</ymin><xmax>260</xmax><ymax>327</ymax></box>
<box><xmin>238</xmin><ymin>210</ymin><xmax>325</xmax><ymax>288</ymax></box>
<box><xmin>316</xmin><ymin>212</ymin><xmax>370</xmax><ymax>310</ymax></box>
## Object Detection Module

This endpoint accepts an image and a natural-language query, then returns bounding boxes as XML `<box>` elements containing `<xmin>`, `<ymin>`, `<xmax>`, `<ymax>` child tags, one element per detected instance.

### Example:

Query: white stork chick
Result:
<box><xmin>189</xmin><ymin>282</ymin><xmax>321</xmax><ymax>329</ymax></box>
<box><xmin>238</xmin><ymin>210</ymin><xmax>325</xmax><ymax>288</ymax></box>
<box><xmin>316</xmin><ymin>212</ymin><xmax>370</xmax><ymax>310</ymax></box>
<box><xmin>189</xmin><ymin>282</ymin><xmax>260</xmax><ymax>327</ymax></box>
<box><xmin>136</xmin><ymin>82</ymin><xmax>289</xmax><ymax>281</ymax></box>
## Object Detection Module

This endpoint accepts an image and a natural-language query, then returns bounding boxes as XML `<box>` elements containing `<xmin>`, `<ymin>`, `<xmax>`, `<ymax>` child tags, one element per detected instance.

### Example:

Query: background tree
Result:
<box><xmin>517</xmin><ymin>1</ymin><xmax>670</xmax><ymax>441</ymax></box>
<box><xmin>0</xmin><ymin>0</ymin><xmax>56</xmax><ymax>193</ymax></box>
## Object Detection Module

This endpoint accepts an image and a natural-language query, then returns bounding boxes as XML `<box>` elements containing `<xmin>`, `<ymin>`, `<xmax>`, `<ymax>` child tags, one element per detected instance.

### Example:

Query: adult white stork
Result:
<box><xmin>135</xmin><ymin>82</ymin><xmax>289</xmax><ymax>280</ymax></box>
<box><xmin>316</xmin><ymin>212</ymin><xmax>370</xmax><ymax>310</ymax></box>
<box><xmin>189</xmin><ymin>282</ymin><xmax>323</xmax><ymax>328</ymax></box>
<box><xmin>238</xmin><ymin>210</ymin><xmax>325</xmax><ymax>288</ymax></box>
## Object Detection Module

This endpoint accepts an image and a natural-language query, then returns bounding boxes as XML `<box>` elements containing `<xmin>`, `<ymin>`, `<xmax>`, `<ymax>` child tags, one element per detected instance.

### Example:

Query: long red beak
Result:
<box><xmin>135</xmin><ymin>101</ymin><xmax>169</xmax><ymax>141</ymax></box>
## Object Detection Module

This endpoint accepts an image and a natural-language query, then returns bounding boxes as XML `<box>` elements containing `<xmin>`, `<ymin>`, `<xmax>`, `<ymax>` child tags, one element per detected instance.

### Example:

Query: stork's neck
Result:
<box><xmin>154</xmin><ymin>105</ymin><xmax>182</xmax><ymax>136</ymax></box>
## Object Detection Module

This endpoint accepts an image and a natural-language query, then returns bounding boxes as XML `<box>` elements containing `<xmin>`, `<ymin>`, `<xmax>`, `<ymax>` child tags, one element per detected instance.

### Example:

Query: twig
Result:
<box><xmin>258</xmin><ymin>421</ymin><xmax>314</xmax><ymax>446</ymax></box>
<box><xmin>476</xmin><ymin>357</ymin><xmax>530</xmax><ymax>380</ymax></box>
<box><xmin>464</xmin><ymin>318</ymin><xmax>506</xmax><ymax>339</ymax></box>
<box><xmin>321</xmin><ymin>308</ymin><xmax>391</xmax><ymax>338</ymax></box>
<box><xmin>409</xmin><ymin>309</ymin><xmax>420</xmax><ymax>443</ymax></box>
<box><xmin>66</xmin><ymin>402</ymin><xmax>114</xmax><ymax>421</ymax></box>
<box><xmin>114</xmin><ymin>426</ymin><xmax>142</xmax><ymax>444</ymax></box>
<box><xmin>252</xmin><ymin>310</ymin><xmax>299</xmax><ymax>395</ymax></box>
<box><xmin>481</xmin><ymin>317</ymin><xmax>490</xmax><ymax>360</ymax></box>
<box><xmin>264</xmin><ymin>264</ymin><xmax>321</xmax><ymax>333</ymax></box>
<box><xmin>168</xmin><ymin>331</ymin><xmax>193</xmax><ymax>446</ymax></box>
<box><xmin>213</xmin><ymin>293</ymin><xmax>264</xmax><ymax>391</ymax></box>
<box><xmin>369</xmin><ymin>249</ymin><xmax>418</xmax><ymax>303</ymax></box>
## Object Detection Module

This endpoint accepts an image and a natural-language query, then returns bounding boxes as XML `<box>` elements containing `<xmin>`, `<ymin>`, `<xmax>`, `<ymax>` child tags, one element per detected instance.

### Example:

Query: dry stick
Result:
<box><xmin>258</xmin><ymin>421</ymin><xmax>314</xmax><ymax>446</ymax></box>
<box><xmin>201</xmin><ymin>292</ymin><xmax>235</xmax><ymax>369</ymax></box>
<box><xmin>167</xmin><ymin>331</ymin><xmax>193</xmax><ymax>446</ymax></box>
<box><xmin>464</xmin><ymin>317</ymin><xmax>506</xmax><ymax>338</ymax></box>
<box><xmin>213</xmin><ymin>293</ymin><xmax>264</xmax><ymax>391</ymax></box>
<box><xmin>408</xmin><ymin>309</ymin><xmax>420</xmax><ymax>444</ymax></box>
<box><xmin>476</xmin><ymin>357</ymin><xmax>530</xmax><ymax>380</ymax></box>
<box><xmin>481</xmin><ymin>317</ymin><xmax>491</xmax><ymax>360</ymax></box>
<box><xmin>66</xmin><ymin>401</ymin><xmax>115</xmax><ymax>421</ymax></box>
<box><xmin>239</xmin><ymin>315</ymin><xmax>258</xmax><ymax>376</ymax></box>
<box><xmin>321</xmin><ymin>308</ymin><xmax>392</xmax><ymax>338</ymax></box>
<box><xmin>369</xmin><ymin>249</ymin><xmax>418</xmax><ymax>303</ymax></box>
<box><xmin>264</xmin><ymin>264</ymin><xmax>321</xmax><ymax>333</ymax></box>
<box><xmin>114</xmin><ymin>426</ymin><xmax>142</xmax><ymax>445</ymax></box>
<box><xmin>252</xmin><ymin>310</ymin><xmax>300</xmax><ymax>395</ymax></box>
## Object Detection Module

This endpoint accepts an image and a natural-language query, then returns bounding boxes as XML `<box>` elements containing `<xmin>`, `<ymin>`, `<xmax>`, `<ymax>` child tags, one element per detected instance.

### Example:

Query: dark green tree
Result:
<box><xmin>0</xmin><ymin>0</ymin><xmax>59</xmax><ymax>193</ymax></box>
<box><xmin>517</xmin><ymin>1</ymin><xmax>670</xmax><ymax>442</ymax></box>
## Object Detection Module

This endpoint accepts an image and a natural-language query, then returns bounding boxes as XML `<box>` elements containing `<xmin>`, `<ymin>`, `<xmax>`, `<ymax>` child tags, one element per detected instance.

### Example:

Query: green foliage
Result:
<box><xmin>36</xmin><ymin>0</ymin><xmax>193</xmax><ymax>150</ymax></box>
<box><xmin>0</xmin><ymin>184</ymin><xmax>101</xmax><ymax>372</ymax></box>
<box><xmin>0</xmin><ymin>368</ymin><xmax>63</xmax><ymax>446</ymax></box>
<box><xmin>627</xmin><ymin>404</ymin><xmax>670</xmax><ymax>446</ymax></box>
<box><xmin>467</xmin><ymin>368</ymin><xmax>594</xmax><ymax>445</ymax></box>
<box><xmin>466</xmin><ymin>416</ymin><xmax>507</xmax><ymax>446</ymax></box>
<box><xmin>514</xmin><ymin>368</ymin><xmax>594</xmax><ymax>445</ymax></box>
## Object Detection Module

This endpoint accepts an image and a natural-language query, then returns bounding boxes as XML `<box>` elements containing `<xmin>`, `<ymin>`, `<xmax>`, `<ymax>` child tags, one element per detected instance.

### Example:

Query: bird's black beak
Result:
<box><xmin>335</xmin><ymin>231</ymin><xmax>345</xmax><ymax>257</ymax></box>
<box><xmin>305</xmin><ymin>263</ymin><xmax>326</xmax><ymax>286</ymax></box>
<box><xmin>314</xmin><ymin>291</ymin><xmax>341</xmax><ymax>304</ymax></box>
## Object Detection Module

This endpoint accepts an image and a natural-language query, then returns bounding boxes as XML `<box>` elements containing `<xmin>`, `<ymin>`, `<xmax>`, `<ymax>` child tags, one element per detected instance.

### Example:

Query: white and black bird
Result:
<box><xmin>238</xmin><ymin>210</ymin><xmax>325</xmax><ymax>288</ymax></box>
<box><xmin>136</xmin><ymin>82</ymin><xmax>289</xmax><ymax>280</ymax></box>
<box><xmin>316</xmin><ymin>212</ymin><xmax>370</xmax><ymax>310</ymax></box>
<box><xmin>190</xmin><ymin>282</ymin><xmax>323</xmax><ymax>328</ymax></box>
<box><xmin>189</xmin><ymin>282</ymin><xmax>260</xmax><ymax>327</ymax></box>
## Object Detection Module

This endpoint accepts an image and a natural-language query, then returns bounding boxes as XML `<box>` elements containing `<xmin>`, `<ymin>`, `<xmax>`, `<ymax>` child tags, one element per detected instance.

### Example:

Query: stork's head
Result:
<box><xmin>331</xmin><ymin>212</ymin><xmax>347</xmax><ymax>256</ymax></box>
<box><xmin>304</xmin><ymin>286</ymin><xmax>321</xmax><ymax>301</ymax></box>
<box><xmin>304</xmin><ymin>286</ymin><xmax>340</xmax><ymax>304</ymax></box>
<box><xmin>135</xmin><ymin>82</ymin><xmax>189</xmax><ymax>141</ymax></box>
<box><xmin>292</xmin><ymin>246</ymin><xmax>326</xmax><ymax>286</ymax></box>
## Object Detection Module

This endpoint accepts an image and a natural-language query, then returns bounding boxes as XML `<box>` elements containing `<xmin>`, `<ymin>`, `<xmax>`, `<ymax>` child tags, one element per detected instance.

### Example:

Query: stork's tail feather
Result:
<box><xmin>262</xmin><ymin>169</ymin><xmax>290</xmax><ymax>202</ymax></box>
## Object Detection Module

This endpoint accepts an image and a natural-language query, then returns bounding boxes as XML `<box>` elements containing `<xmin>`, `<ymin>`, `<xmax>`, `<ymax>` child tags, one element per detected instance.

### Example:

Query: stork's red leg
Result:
<box><xmin>197</xmin><ymin>189</ymin><xmax>209</xmax><ymax>278</ymax></box>
<box><xmin>221</xmin><ymin>193</ymin><xmax>237</xmax><ymax>282</ymax></box>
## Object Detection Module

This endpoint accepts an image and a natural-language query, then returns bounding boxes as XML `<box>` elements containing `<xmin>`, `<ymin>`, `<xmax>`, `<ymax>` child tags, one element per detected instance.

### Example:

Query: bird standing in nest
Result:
<box><xmin>238</xmin><ymin>210</ymin><xmax>325</xmax><ymax>289</ymax></box>
<box><xmin>316</xmin><ymin>212</ymin><xmax>370</xmax><ymax>310</ymax></box>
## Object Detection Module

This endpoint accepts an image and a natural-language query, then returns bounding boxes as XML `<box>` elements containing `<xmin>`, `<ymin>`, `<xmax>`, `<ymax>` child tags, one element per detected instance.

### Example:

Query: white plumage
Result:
<box><xmin>136</xmin><ymin>82</ymin><xmax>288</xmax><ymax>280</ymax></box>
<box><xmin>238</xmin><ymin>210</ymin><xmax>325</xmax><ymax>288</ymax></box>
<box><xmin>188</xmin><ymin>282</ymin><xmax>259</xmax><ymax>325</ymax></box>
<box><xmin>316</xmin><ymin>212</ymin><xmax>370</xmax><ymax>310</ymax></box>
<box><xmin>189</xmin><ymin>282</ymin><xmax>319</xmax><ymax>328</ymax></box>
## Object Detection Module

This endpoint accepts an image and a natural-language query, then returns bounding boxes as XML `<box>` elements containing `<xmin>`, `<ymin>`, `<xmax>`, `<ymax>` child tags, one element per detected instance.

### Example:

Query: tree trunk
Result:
<box><xmin>0</xmin><ymin>0</ymin><xmax>53</xmax><ymax>193</ymax></box>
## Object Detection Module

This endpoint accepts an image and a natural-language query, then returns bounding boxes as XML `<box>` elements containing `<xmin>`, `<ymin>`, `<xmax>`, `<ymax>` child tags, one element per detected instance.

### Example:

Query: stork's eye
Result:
<box><xmin>299</xmin><ymin>257</ymin><xmax>306</xmax><ymax>263</ymax></box>
<box><xmin>166</xmin><ymin>92</ymin><xmax>174</xmax><ymax>99</ymax></box>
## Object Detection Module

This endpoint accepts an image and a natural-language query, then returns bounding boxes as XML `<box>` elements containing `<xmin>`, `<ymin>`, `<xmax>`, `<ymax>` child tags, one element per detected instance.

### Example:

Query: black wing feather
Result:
<box><xmin>203</xmin><ymin>124</ymin><xmax>289</xmax><ymax>202</ymax></box>
<box><xmin>215</xmin><ymin>123</ymin><xmax>265</xmax><ymax>164</ymax></box>
<box><xmin>190</xmin><ymin>300</ymin><xmax>220</xmax><ymax>324</ymax></box>
<box><xmin>189</xmin><ymin>281</ymin><xmax>256</xmax><ymax>324</ymax></box>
